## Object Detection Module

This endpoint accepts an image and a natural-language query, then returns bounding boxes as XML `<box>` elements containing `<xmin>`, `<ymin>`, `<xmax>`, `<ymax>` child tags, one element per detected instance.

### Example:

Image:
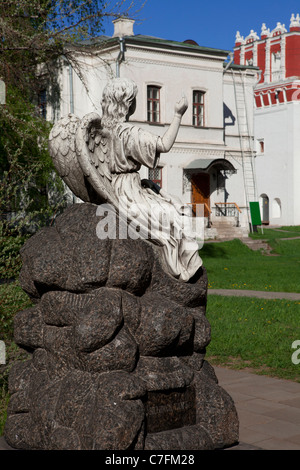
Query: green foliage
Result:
<box><xmin>0</xmin><ymin>281</ymin><xmax>32</xmax><ymax>436</ymax></box>
<box><xmin>0</xmin><ymin>385</ymin><xmax>10</xmax><ymax>437</ymax></box>
<box><xmin>0</xmin><ymin>86</ymin><xmax>51</xmax><ymax>171</ymax></box>
<box><xmin>0</xmin><ymin>281</ymin><xmax>33</xmax><ymax>341</ymax></box>
<box><xmin>0</xmin><ymin>227</ymin><xmax>27</xmax><ymax>280</ymax></box>
<box><xmin>0</xmin><ymin>0</ymin><xmax>144</xmax><ymax>94</ymax></box>
<box><xmin>0</xmin><ymin>0</ymin><xmax>107</xmax><ymax>93</ymax></box>
<box><xmin>0</xmin><ymin>85</ymin><xmax>68</xmax><ymax>280</ymax></box>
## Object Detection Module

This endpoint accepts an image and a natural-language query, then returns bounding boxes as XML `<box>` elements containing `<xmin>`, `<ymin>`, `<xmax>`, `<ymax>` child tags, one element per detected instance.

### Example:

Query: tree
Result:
<box><xmin>0</xmin><ymin>0</ymin><xmax>147</xmax><ymax>279</ymax></box>
<box><xmin>0</xmin><ymin>1</ymin><xmax>146</xmax><ymax>93</ymax></box>
<box><xmin>0</xmin><ymin>84</ymin><xmax>63</xmax><ymax>279</ymax></box>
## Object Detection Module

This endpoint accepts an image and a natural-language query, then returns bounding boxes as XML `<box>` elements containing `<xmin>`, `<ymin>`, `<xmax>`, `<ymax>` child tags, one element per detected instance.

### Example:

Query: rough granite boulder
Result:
<box><xmin>4</xmin><ymin>203</ymin><xmax>239</xmax><ymax>450</ymax></box>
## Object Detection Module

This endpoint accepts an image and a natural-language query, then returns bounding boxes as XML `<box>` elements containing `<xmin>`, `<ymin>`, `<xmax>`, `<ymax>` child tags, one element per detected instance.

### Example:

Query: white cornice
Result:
<box><xmin>126</xmin><ymin>55</ymin><xmax>223</xmax><ymax>73</ymax></box>
<box><xmin>170</xmin><ymin>147</ymin><xmax>225</xmax><ymax>156</ymax></box>
<box><xmin>125</xmin><ymin>44</ymin><xmax>225</xmax><ymax>63</ymax></box>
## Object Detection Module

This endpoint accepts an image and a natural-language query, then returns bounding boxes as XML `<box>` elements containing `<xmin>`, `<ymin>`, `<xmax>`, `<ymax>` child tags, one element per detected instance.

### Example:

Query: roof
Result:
<box><xmin>126</xmin><ymin>35</ymin><xmax>231</xmax><ymax>56</ymax></box>
<box><xmin>83</xmin><ymin>33</ymin><xmax>231</xmax><ymax>58</ymax></box>
<box><xmin>185</xmin><ymin>158</ymin><xmax>237</xmax><ymax>173</ymax></box>
<box><xmin>226</xmin><ymin>62</ymin><xmax>260</xmax><ymax>71</ymax></box>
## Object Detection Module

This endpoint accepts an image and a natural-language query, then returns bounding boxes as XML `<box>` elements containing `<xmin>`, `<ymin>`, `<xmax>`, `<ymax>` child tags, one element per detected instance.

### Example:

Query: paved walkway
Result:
<box><xmin>215</xmin><ymin>366</ymin><xmax>300</xmax><ymax>450</ymax></box>
<box><xmin>209</xmin><ymin>288</ymin><xmax>300</xmax><ymax>301</ymax></box>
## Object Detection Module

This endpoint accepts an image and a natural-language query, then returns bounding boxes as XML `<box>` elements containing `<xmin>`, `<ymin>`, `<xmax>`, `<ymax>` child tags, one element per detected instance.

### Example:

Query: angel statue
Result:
<box><xmin>49</xmin><ymin>78</ymin><xmax>202</xmax><ymax>282</ymax></box>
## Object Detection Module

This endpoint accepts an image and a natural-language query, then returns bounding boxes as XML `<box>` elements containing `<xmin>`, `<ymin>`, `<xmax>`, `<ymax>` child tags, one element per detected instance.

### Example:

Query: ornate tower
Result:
<box><xmin>234</xmin><ymin>14</ymin><xmax>300</xmax><ymax>106</ymax></box>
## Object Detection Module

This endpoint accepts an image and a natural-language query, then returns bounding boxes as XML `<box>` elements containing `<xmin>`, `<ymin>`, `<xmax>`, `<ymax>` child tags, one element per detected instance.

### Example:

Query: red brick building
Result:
<box><xmin>233</xmin><ymin>14</ymin><xmax>300</xmax><ymax>226</ymax></box>
<box><xmin>234</xmin><ymin>14</ymin><xmax>300</xmax><ymax>109</ymax></box>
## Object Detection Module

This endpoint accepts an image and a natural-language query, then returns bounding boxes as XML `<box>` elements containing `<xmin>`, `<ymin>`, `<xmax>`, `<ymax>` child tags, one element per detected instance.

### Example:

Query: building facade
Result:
<box><xmin>234</xmin><ymin>14</ymin><xmax>300</xmax><ymax>226</ymax></box>
<box><xmin>45</xmin><ymin>18</ymin><xmax>259</xmax><ymax>238</ymax></box>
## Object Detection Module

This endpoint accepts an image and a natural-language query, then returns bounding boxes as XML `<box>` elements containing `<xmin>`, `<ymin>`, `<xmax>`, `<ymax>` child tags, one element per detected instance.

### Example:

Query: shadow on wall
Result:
<box><xmin>223</xmin><ymin>103</ymin><xmax>236</xmax><ymax>127</ymax></box>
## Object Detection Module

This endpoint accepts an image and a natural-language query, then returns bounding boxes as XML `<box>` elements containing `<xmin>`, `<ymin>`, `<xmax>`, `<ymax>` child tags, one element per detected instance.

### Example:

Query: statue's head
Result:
<box><xmin>101</xmin><ymin>78</ymin><xmax>138</xmax><ymax>126</ymax></box>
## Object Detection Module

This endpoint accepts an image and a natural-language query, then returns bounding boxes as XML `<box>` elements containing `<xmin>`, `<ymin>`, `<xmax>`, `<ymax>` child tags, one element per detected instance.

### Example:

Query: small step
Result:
<box><xmin>241</xmin><ymin>238</ymin><xmax>276</xmax><ymax>254</ymax></box>
<box><xmin>205</xmin><ymin>223</ymin><xmax>249</xmax><ymax>240</ymax></box>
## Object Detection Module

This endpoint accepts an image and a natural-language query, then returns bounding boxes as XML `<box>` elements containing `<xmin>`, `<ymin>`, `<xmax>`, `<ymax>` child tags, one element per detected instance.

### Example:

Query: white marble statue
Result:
<box><xmin>49</xmin><ymin>78</ymin><xmax>202</xmax><ymax>281</ymax></box>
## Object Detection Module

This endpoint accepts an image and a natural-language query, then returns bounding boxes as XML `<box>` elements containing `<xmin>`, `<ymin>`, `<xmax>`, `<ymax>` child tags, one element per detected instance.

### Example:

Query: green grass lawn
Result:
<box><xmin>200</xmin><ymin>235</ymin><xmax>300</xmax><ymax>293</ymax></box>
<box><xmin>250</xmin><ymin>225</ymin><xmax>300</xmax><ymax>238</ymax></box>
<box><xmin>201</xmin><ymin>227</ymin><xmax>300</xmax><ymax>383</ymax></box>
<box><xmin>206</xmin><ymin>295</ymin><xmax>300</xmax><ymax>383</ymax></box>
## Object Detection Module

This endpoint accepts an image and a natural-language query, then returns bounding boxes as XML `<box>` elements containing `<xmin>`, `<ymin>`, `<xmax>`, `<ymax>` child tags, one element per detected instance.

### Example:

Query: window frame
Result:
<box><xmin>38</xmin><ymin>89</ymin><xmax>47</xmax><ymax>119</ymax></box>
<box><xmin>147</xmin><ymin>85</ymin><xmax>161</xmax><ymax>123</ymax></box>
<box><xmin>192</xmin><ymin>90</ymin><xmax>205</xmax><ymax>127</ymax></box>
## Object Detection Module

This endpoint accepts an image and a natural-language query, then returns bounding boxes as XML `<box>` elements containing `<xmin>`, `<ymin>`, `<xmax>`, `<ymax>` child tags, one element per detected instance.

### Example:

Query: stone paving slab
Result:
<box><xmin>215</xmin><ymin>366</ymin><xmax>300</xmax><ymax>450</ymax></box>
<box><xmin>0</xmin><ymin>436</ymin><xmax>14</xmax><ymax>450</ymax></box>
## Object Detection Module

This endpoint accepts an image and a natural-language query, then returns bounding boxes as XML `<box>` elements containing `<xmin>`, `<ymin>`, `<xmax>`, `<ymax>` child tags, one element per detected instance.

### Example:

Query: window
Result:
<box><xmin>272</xmin><ymin>198</ymin><xmax>281</xmax><ymax>218</ymax></box>
<box><xmin>271</xmin><ymin>51</ymin><xmax>281</xmax><ymax>82</ymax></box>
<box><xmin>147</xmin><ymin>86</ymin><xmax>160</xmax><ymax>123</ymax></box>
<box><xmin>193</xmin><ymin>90</ymin><xmax>205</xmax><ymax>127</ymax></box>
<box><xmin>148</xmin><ymin>167</ymin><xmax>162</xmax><ymax>188</ymax></box>
<box><xmin>38</xmin><ymin>89</ymin><xmax>47</xmax><ymax>119</ymax></box>
<box><xmin>258</xmin><ymin>139</ymin><xmax>264</xmax><ymax>154</ymax></box>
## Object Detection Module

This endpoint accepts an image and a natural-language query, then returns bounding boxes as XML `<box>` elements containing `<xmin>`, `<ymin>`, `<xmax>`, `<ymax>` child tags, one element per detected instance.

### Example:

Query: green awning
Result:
<box><xmin>185</xmin><ymin>158</ymin><xmax>236</xmax><ymax>173</ymax></box>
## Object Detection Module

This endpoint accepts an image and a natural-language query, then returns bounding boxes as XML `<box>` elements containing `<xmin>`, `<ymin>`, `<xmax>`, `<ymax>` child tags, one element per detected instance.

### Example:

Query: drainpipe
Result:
<box><xmin>222</xmin><ymin>51</ymin><xmax>234</xmax><ymax>146</ymax></box>
<box><xmin>116</xmin><ymin>37</ymin><xmax>125</xmax><ymax>78</ymax></box>
<box><xmin>223</xmin><ymin>52</ymin><xmax>234</xmax><ymax>74</ymax></box>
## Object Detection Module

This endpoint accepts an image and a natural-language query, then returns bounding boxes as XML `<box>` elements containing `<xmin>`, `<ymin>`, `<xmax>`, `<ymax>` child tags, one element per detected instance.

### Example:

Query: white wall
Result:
<box><xmin>255</xmin><ymin>101</ymin><xmax>300</xmax><ymax>225</ymax></box>
<box><xmin>290</xmin><ymin>103</ymin><xmax>300</xmax><ymax>225</ymax></box>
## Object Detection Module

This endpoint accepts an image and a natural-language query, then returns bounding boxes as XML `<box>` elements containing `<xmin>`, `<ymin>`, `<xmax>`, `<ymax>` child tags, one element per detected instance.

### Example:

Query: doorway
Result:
<box><xmin>191</xmin><ymin>172</ymin><xmax>210</xmax><ymax>217</ymax></box>
<box><xmin>260</xmin><ymin>194</ymin><xmax>269</xmax><ymax>224</ymax></box>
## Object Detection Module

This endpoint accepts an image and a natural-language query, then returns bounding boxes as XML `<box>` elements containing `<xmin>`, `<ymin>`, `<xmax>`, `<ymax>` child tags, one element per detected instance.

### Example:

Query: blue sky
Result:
<box><xmin>103</xmin><ymin>0</ymin><xmax>300</xmax><ymax>52</ymax></box>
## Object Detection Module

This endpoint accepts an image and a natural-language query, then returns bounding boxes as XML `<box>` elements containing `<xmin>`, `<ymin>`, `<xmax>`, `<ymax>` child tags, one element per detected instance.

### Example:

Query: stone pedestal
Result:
<box><xmin>4</xmin><ymin>203</ymin><xmax>239</xmax><ymax>450</ymax></box>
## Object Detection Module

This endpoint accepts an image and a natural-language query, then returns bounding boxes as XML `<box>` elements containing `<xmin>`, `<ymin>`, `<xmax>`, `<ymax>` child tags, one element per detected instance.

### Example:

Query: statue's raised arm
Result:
<box><xmin>157</xmin><ymin>95</ymin><xmax>188</xmax><ymax>153</ymax></box>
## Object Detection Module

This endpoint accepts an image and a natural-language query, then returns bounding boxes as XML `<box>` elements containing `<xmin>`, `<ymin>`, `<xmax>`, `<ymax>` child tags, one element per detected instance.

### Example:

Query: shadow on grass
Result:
<box><xmin>199</xmin><ymin>243</ymin><xmax>229</xmax><ymax>259</ymax></box>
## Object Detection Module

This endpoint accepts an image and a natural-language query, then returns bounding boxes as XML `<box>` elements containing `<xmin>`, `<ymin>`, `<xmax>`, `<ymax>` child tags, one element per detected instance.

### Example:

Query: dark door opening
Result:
<box><xmin>261</xmin><ymin>194</ymin><xmax>269</xmax><ymax>224</ymax></box>
<box><xmin>191</xmin><ymin>172</ymin><xmax>210</xmax><ymax>217</ymax></box>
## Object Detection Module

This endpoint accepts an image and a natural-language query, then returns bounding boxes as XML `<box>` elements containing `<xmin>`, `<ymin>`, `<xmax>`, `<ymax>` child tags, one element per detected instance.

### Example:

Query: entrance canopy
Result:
<box><xmin>185</xmin><ymin>158</ymin><xmax>236</xmax><ymax>174</ymax></box>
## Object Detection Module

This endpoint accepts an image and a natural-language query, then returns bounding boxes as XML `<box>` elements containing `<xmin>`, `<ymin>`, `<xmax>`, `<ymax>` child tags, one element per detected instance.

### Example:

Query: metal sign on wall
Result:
<box><xmin>249</xmin><ymin>201</ymin><xmax>262</xmax><ymax>226</ymax></box>
<box><xmin>0</xmin><ymin>80</ymin><xmax>6</xmax><ymax>105</ymax></box>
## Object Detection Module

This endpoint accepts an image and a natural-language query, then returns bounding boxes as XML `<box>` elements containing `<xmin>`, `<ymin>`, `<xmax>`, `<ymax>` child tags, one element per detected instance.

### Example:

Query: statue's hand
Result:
<box><xmin>175</xmin><ymin>95</ymin><xmax>188</xmax><ymax>116</ymax></box>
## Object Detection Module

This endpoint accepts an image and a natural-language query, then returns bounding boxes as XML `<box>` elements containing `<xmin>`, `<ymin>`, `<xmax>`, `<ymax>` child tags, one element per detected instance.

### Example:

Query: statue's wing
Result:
<box><xmin>75</xmin><ymin>112</ymin><xmax>118</xmax><ymax>207</ymax></box>
<box><xmin>48</xmin><ymin>113</ymin><xmax>92</xmax><ymax>202</ymax></box>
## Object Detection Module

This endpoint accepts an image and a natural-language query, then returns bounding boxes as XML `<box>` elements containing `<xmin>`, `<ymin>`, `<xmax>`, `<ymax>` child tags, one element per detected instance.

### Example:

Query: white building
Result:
<box><xmin>45</xmin><ymin>18</ymin><xmax>259</xmax><ymax>238</ymax></box>
<box><xmin>234</xmin><ymin>15</ymin><xmax>300</xmax><ymax>226</ymax></box>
